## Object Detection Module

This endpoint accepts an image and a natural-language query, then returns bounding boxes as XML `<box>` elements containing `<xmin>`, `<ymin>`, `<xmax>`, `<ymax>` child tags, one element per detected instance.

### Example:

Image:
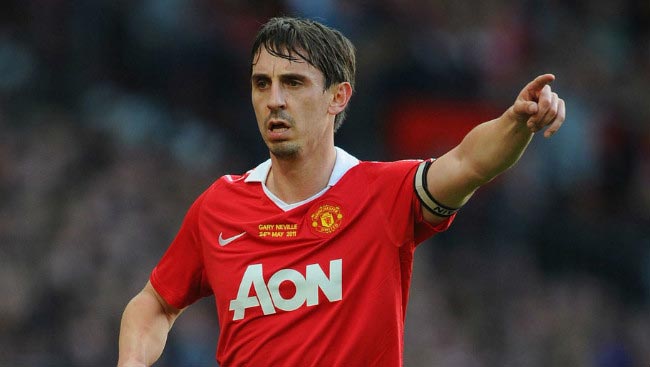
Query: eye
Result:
<box><xmin>286</xmin><ymin>79</ymin><xmax>302</xmax><ymax>87</ymax></box>
<box><xmin>256</xmin><ymin>79</ymin><xmax>269</xmax><ymax>89</ymax></box>
<box><xmin>252</xmin><ymin>76</ymin><xmax>270</xmax><ymax>90</ymax></box>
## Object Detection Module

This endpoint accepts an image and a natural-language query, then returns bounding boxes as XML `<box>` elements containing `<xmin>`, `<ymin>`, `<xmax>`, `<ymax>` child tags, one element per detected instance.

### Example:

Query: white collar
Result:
<box><xmin>245</xmin><ymin>147</ymin><xmax>359</xmax><ymax>185</ymax></box>
<box><xmin>244</xmin><ymin>147</ymin><xmax>360</xmax><ymax>211</ymax></box>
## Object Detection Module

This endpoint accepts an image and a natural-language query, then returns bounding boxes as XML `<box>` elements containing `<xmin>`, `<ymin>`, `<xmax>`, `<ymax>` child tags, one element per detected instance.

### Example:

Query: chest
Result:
<box><xmin>198</xmin><ymin>186</ymin><xmax>405</xmax><ymax>322</ymax></box>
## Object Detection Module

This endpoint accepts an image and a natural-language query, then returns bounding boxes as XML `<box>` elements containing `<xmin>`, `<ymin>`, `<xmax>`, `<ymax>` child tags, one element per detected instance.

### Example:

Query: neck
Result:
<box><xmin>266</xmin><ymin>146</ymin><xmax>337</xmax><ymax>204</ymax></box>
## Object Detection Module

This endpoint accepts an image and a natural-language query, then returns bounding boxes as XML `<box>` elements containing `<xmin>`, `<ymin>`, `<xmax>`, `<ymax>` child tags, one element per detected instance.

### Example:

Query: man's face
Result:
<box><xmin>251</xmin><ymin>47</ymin><xmax>335</xmax><ymax>159</ymax></box>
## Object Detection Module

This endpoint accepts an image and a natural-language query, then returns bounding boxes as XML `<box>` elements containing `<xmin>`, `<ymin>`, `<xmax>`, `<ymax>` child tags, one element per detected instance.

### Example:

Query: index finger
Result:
<box><xmin>524</xmin><ymin>74</ymin><xmax>555</xmax><ymax>96</ymax></box>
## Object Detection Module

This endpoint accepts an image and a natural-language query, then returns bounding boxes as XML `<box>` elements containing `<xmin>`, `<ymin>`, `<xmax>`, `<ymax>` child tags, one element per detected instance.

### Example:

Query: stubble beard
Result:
<box><xmin>268</xmin><ymin>141</ymin><xmax>301</xmax><ymax>160</ymax></box>
<box><xmin>264</xmin><ymin>110</ymin><xmax>301</xmax><ymax>159</ymax></box>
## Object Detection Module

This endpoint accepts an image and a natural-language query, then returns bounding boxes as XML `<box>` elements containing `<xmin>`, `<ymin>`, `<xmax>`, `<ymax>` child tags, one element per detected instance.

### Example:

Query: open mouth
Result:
<box><xmin>268</xmin><ymin>120</ymin><xmax>291</xmax><ymax>132</ymax></box>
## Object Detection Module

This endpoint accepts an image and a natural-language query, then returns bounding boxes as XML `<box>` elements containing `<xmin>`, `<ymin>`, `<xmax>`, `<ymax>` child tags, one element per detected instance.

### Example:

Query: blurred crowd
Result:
<box><xmin>0</xmin><ymin>0</ymin><xmax>649</xmax><ymax>366</ymax></box>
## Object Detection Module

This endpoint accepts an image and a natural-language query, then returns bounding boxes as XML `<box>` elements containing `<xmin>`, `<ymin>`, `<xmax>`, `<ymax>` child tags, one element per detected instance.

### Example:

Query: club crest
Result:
<box><xmin>310</xmin><ymin>202</ymin><xmax>344</xmax><ymax>235</ymax></box>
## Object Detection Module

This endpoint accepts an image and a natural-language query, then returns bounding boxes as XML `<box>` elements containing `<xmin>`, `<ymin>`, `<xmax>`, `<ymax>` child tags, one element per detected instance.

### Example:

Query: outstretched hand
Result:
<box><xmin>509</xmin><ymin>74</ymin><xmax>566</xmax><ymax>138</ymax></box>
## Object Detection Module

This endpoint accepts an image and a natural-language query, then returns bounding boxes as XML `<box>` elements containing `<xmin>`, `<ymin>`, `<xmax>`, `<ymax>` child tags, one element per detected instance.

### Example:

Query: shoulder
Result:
<box><xmin>194</xmin><ymin>164</ymin><xmax>261</xmax><ymax>200</ymax></box>
<box><xmin>190</xmin><ymin>170</ymin><xmax>262</xmax><ymax>217</ymax></box>
<box><xmin>332</xmin><ymin>159</ymin><xmax>425</xmax><ymax>192</ymax></box>
<box><xmin>355</xmin><ymin>159</ymin><xmax>424</xmax><ymax>177</ymax></box>
<box><xmin>208</xmin><ymin>169</ymin><xmax>258</xmax><ymax>193</ymax></box>
<box><xmin>215</xmin><ymin>172</ymin><xmax>251</xmax><ymax>185</ymax></box>
<box><xmin>200</xmin><ymin>157</ymin><xmax>269</xmax><ymax>200</ymax></box>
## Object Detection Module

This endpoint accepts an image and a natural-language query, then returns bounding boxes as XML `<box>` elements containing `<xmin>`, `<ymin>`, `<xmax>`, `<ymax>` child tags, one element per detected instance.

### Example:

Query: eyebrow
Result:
<box><xmin>251</xmin><ymin>73</ymin><xmax>310</xmax><ymax>83</ymax></box>
<box><xmin>251</xmin><ymin>73</ymin><xmax>270</xmax><ymax>82</ymax></box>
<box><xmin>280</xmin><ymin>73</ymin><xmax>308</xmax><ymax>82</ymax></box>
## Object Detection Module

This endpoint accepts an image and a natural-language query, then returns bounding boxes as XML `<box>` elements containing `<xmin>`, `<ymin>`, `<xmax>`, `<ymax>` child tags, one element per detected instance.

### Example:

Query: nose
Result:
<box><xmin>267</xmin><ymin>83</ymin><xmax>286</xmax><ymax>110</ymax></box>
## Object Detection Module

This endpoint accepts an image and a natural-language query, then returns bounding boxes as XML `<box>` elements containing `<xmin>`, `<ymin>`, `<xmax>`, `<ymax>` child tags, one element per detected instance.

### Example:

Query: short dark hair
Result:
<box><xmin>251</xmin><ymin>17</ymin><xmax>356</xmax><ymax>132</ymax></box>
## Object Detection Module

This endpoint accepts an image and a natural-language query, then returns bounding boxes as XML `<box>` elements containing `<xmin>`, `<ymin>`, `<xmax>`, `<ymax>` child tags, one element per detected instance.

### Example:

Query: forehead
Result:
<box><xmin>252</xmin><ymin>48</ymin><xmax>322</xmax><ymax>79</ymax></box>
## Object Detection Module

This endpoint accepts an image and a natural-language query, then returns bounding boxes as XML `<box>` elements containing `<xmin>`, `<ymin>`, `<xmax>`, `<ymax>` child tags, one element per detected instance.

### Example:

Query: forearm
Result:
<box><xmin>457</xmin><ymin>108</ymin><xmax>533</xmax><ymax>184</ymax></box>
<box><xmin>422</xmin><ymin>74</ymin><xmax>564</xmax><ymax>224</ymax></box>
<box><xmin>423</xmin><ymin>110</ymin><xmax>533</xmax><ymax>216</ymax></box>
<box><xmin>118</xmin><ymin>284</ymin><xmax>179</xmax><ymax>367</ymax></box>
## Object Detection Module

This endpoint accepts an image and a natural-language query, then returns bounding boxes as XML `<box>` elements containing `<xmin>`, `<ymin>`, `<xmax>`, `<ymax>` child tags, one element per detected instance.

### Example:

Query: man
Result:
<box><xmin>118</xmin><ymin>17</ymin><xmax>565</xmax><ymax>367</ymax></box>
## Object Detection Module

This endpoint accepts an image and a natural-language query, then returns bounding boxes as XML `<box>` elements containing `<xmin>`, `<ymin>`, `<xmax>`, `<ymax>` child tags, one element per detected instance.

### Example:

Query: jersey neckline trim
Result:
<box><xmin>244</xmin><ymin>147</ymin><xmax>360</xmax><ymax>211</ymax></box>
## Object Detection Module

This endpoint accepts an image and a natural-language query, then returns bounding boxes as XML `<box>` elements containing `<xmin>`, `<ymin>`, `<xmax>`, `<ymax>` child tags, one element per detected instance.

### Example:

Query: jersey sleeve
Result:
<box><xmin>150</xmin><ymin>188</ymin><xmax>214</xmax><ymax>309</ymax></box>
<box><xmin>370</xmin><ymin>160</ymin><xmax>455</xmax><ymax>247</ymax></box>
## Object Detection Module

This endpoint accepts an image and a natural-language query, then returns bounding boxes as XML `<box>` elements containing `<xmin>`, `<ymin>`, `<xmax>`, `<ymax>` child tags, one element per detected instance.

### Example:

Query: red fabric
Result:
<box><xmin>150</xmin><ymin>158</ymin><xmax>454</xmax><ymax>366</ymax></box>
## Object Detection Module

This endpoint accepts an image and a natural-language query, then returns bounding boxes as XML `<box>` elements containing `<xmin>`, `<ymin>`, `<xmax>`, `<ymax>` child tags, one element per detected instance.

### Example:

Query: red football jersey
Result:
<box><xmin>151</xmin><ymin>148</ymin><xmax>454</xmax><ymax>366</ymax></box>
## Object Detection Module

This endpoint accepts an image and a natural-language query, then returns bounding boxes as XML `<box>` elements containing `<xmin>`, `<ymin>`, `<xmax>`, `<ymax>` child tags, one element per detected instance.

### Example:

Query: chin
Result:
<box><xmin>269</xmin><ymin>142</ymin><xmax>301</xmax><ymax>159</ymax></box>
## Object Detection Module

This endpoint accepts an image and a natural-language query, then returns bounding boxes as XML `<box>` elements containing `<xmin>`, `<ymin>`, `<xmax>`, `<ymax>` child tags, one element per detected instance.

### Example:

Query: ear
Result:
<box><xmin>327</xmin><ymin>82</ymin><xmax>353</xmax><ymax>116</ymax></box>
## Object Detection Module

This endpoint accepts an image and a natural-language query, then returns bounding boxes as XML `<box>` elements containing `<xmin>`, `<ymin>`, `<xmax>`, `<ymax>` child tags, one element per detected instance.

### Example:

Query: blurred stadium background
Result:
<box><xmin>1</xmin><ymin>0</ymin><xmax>649</xmax><ymax>366</ymax></box>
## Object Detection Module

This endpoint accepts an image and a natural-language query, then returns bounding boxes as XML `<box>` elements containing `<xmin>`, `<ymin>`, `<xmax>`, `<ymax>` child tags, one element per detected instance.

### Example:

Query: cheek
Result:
<box><xmin>251</xmin><ymin>96</ymin><xmax>266</xmax><ymax>118</ymax></box>
<box><xmin>251</xmin><ymin>93</ymin><xmax>261</xmax><ymax>109</ymax></box>
<box><xmin>302</xmin><ymin>94</ymin><xmax>330</xmax><ymax>116</ymax></box>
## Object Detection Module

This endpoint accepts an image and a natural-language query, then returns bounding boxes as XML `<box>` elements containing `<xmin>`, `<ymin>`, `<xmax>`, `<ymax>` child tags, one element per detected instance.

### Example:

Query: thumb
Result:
<box><xmin>512</xmin><ymin>100</ymin><xmax>538</xmax><ymax>117</ymax></box>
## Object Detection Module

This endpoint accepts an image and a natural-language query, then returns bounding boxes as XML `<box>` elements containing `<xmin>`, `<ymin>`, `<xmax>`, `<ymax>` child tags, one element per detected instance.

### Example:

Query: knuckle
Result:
<box><xmin>538</xmin><ymin>99</ymin><xmax>550</xmax><ymax>109</ymax></box>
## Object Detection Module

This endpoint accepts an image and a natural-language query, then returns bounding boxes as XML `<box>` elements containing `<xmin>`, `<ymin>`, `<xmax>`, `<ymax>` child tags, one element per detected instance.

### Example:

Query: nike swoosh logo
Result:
<box><xmin>218</xmin><ymin>232</ymin><xmax>246</xmax><ymax>246</ymax></box>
